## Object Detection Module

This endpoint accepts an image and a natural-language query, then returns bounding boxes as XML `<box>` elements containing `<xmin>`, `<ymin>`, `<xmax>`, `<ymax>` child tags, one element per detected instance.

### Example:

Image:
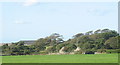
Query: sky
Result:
<box><xmin>0</xmin><ymin>2</ymin><xmax>118</xmax><ymax>43</ymax></box>
<box><xmin>0</xmin><ymin>0</ymin><xmax>119</xmax><ymax>2</ymax></box>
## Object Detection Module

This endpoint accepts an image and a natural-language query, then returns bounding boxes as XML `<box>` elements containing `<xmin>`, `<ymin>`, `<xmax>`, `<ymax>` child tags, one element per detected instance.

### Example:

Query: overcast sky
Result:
<box><xmin>1</xmin><ymin>2</ymin><xmax>118</xmax><ymax>43</ymax></box>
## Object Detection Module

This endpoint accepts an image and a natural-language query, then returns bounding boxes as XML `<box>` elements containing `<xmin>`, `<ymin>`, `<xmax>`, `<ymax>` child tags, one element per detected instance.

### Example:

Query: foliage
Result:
<box><xmin>104</xmin><ymin>36</ymin><xmax>118</xmax><ymax>49</ymax></box>
<box><xmin>106</xmin><ymin>49</ymin><xmax>120</xmax><ymax>53</ymax></box>
<box><xmin>1</xmin><ymin>29</ymin><xmax>119</xmax><ymax>55</ymax></box>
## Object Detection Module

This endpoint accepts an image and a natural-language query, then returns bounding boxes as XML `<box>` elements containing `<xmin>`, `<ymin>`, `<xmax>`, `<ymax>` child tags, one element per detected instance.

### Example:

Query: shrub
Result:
<box><xmin>97</xmin><ymin>49</ymin><xmax>106</xmax><ymax>53</ymax></box>
<box><xmin>74</xmin><ymin>51</ymin><xmax>83</xmax><ymax>54</ymax></box>
<box><xmin>39</xmin><ymin>51</ymin><xmax>48</xmax><ymax>55</ymax></box>
<box><xmin>106</xmin><ymin>49</ymin><xmax>120</xmax><ymax>53</ymax></box>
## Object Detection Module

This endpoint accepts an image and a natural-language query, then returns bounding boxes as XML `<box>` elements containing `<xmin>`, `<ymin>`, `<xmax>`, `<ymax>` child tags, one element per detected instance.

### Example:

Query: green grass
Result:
<box><xmin>2</xmin><ymin>54</ymin><xmax>118</xmax><ymax>63</ymax></box>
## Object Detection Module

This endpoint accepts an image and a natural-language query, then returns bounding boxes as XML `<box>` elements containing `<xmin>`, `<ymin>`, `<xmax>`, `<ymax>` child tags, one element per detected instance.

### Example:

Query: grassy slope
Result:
<box><xmin>2</xmin><ymin>54</ymin><xmax>118</xmax><ymax>63</ymax></box>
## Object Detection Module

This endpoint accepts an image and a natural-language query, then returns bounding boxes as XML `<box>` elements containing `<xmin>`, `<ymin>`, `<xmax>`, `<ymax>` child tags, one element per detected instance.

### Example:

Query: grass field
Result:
<box><xmin>2</xmin><ymin>54</ymin><xmax>118</xmax><ymax>63</ymax></box>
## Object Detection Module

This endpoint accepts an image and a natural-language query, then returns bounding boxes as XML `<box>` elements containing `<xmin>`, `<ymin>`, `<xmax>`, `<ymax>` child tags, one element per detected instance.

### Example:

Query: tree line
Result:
<box><xmin>1</xmin><ymin>29</ymin><xmax>120</xmax><ymax>55</ymax></box>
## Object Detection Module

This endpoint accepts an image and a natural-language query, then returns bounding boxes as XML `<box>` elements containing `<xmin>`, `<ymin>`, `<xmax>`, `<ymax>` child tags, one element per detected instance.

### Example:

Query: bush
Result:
<box><xmin>39</xmin><ymin>51</ymin><xmax>48</xmax><ymax>55</ymax></box>
<box><xmin>97</xmin><ymin>49</ymin><xmax>106</xmax><ymax>53</ymax></box>
<box><xmin>74</xmin><ymin>51</ymin><xmax>83</xmax><ymax>54</ymax></box>
<box><xmin>31</xmin><ymin>52</ymin><xmax>40</xmax><ymax>55</ymax></box>
<box><xmin>106</xmin><ymin>49</ymin><xmax>120</xmax><ymax>53</ymax></box>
